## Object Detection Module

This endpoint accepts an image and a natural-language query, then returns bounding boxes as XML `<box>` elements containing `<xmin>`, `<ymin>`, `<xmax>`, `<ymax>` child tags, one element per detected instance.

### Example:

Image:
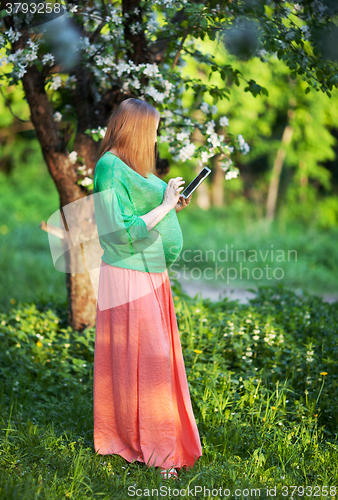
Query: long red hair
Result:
<box><xmin>97</xmin><ymin>98</ymin><xmax>160</xmax><ymax>178</ymax></box>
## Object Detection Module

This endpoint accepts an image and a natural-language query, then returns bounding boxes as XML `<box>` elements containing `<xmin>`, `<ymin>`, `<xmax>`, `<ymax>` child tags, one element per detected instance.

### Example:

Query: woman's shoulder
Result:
<box><xmin>95</xmin><ymin>153</ymin><xmax>127</xmax><ymax>180</ymax></box>
<box><xmin>148</xmin><ymin>172</ymin><xmax>167</xmax><ymax>187</ymax></box>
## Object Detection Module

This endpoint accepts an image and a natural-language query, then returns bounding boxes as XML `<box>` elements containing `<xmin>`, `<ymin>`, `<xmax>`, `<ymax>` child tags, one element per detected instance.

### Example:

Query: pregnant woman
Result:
<box><xmin>92</xmin><ymin>98</ymin><xmax>202</xmax><ymax>480</ymax></box>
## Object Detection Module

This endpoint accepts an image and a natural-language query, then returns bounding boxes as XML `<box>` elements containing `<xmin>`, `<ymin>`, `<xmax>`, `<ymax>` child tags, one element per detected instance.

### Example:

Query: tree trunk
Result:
<box><xmin>211</xmin><ymin>155</ymin><xmax>224</xmax><ymax>206</ymax></box>
<box><xmin>266</xmin><ymin>109</ymin><xmax>295</xmax><ymax>220</ymax></box>
<box><xmin>299</xmin><ymin>159</ymin><xmax>308</xmax><ymax>203</ymax></box>
<box><xmin>195</xmin><ymin>162</ymin><xmax>210</xmax><ymax>209</ymax></box>
<box><xmin>20</xmin><ymin>63</ymin><xmax>99</xmax><ymax>331</ymax></box>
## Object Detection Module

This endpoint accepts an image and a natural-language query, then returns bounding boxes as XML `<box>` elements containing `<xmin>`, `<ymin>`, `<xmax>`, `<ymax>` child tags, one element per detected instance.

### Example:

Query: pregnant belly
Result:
<box><xmin>152</xmin><ymin>210</ymin><xmax>183</xmax><ymax>269</ymax></box>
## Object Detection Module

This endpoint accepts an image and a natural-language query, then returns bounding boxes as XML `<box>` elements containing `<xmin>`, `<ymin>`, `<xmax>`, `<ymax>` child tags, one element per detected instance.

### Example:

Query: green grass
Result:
<box><xmin>1</xmin><ymin>285</ymin><xmax>338</xmax><ymax>498</ymax></box>
<box><xmin>176</xmin><ymin>205</ymin><xmax>338</xmax><ymax>295</ymax></box>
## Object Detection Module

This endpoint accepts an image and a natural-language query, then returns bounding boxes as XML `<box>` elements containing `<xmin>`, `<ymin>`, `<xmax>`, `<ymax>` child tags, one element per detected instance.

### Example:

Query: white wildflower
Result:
<box><xmin>211</xmin><ymin>105</ymin><xmax>218</xmax><ymax>114</ymax></box>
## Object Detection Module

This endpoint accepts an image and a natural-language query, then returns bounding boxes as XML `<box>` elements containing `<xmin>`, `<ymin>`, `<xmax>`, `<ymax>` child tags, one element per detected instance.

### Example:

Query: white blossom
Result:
<box><xmin>176</xmin><ymin>131</ymin><xmax>190</xmax><ymax>141</ymax></box>
<box><xmin>27</xmin><ymin>39</ymin><xmax>39</xmax><ymax>52</ymax></box>
<box><xmin>258</xmin><ymin>49</ymin><xmax>269</xmax><ymax>58</ymax></box>
<box><xmin>65</xmin><ymin>75</ymin><xmax>77</xmax><ymax>90</ymax></box>
<box><xmin>108</xmin><ymin>7</ymin><xmax>122</xmax><ymax>25</ymax></box>
<box><xmin>5</xmin><ymin>27</ymin><xmax>21</xmax><ymax>43</ymax></box>
<box><xmin>69</xmin><ymin>5</ymin><xmax>78</xmax><ymax>13</ymax></box>
<box><xmin>211</xmin><ymin>105</ymin><xmax>218</xmax><ymax>114</ymax></box>
<box><xmin>207</xmin><ymin>132</ymin><xmax>221</xmax><ymax>148</ymax></box>
<box><xmin>50</xmin><ymin>75</ymin><xmax>62</xmax><ymax>90</ymax></box>
<box><xmin>42</xmin><ymin>53</ymin><xmax>55</xmax><ymax>65</ymax></box>
<box><xmin>0</xmin><ymin>55</ymin><xmax>8</xmax><ymax>68</ymax></box>
<box><xmin>80</xmin><ymin>177</ymin><xmax>93</xmax><ymax>186</ymax></box>
<box><xmin>200</xmin><ymin>102</ymin><xmax>209</xmax><ymax>114</ymax></box>
<box><xmin>201</xmin><ymin>151</ymin><xmax>211</xmax><ymax>163</ymax></box>
<box><xmin>142</xmin><ymin>63</ymin><xmax>160</xmax><ymax>78</ymax></box>
<box><xmin>178</xmin><ymin>142</ymin><xmax>196</xmax><ymax>162</ymax></box>
<box><xmin>131</xmin><ymin>77</ymin><xmax>141</xmax><ymax>89</ymax></box>
<box><xmin>145</xmin><ymin>85</ymin><xmax>165</xmax><ymax>102</ymax></box>
<box><xmin>205</xmin><ymin>120</ymin><xmax>215</xmax><ymax>135</ymax></box>
<box><xmin>130</xmin><ymin>22</ymin><xmax>141</xmax><ymax>35</ymax></box>
<box><xmin>221</xmin><ymin>159</ymin><xmax>233</xmax><ymax>171</ymax></box>
<box><xmin>146</xmin><ymin>15</ymin><xmax>159</xmax><ymax>33</ymax></box>
<box><xmin>225</xmin><ymin>170</ymin><xmax>239</xmax><ymax>180</ymax></box>
<box><xmin>220</xmin><ymin>116</ymin><xmax>229</xmax><ymax>127</ymax></box>
<box><xmin>69</xmin><ymin>151</ymin><xmax>78</xmax><ymax>164</ymax></box>
<box><xmin>238</xmin><ymin>134</ymin><xmax>250</xmax><ymax>154</ymax></box>
<box><xmin>16</xmin><ymin>63</ymin><xmax>28</xmax><ymax>78</ymax></box>
<box><xmin>53</xmin><ymin>112</ymin><xmax>62</xmax><ymax>123</ymax></box>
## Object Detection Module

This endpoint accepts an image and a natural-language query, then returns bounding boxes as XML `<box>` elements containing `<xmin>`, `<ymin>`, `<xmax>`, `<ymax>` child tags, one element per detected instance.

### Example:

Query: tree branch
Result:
<box><xmin>122</xmin><ymin>0</ymin><xmax>150</xmax><ymax>64</ymax></box>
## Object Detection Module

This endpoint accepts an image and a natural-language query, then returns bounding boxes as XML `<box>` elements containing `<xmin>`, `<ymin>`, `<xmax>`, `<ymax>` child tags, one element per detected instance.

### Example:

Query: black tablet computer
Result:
<box><xmin>180</xmin><ymin>166</ymin><xmax>211</xmax><ymax>199</ymax></box>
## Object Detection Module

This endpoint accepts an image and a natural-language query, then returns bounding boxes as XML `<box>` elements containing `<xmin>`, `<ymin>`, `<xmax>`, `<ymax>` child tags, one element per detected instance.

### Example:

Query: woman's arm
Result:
<box><xmin>140</xmin><ymin>177</ymin><xmax>185</xmax><ymax>230</ymax></box>
<box><xmin>140</xmin><ymin>202</ymin><xmax>173</xmax><ymax>231</ymax></box>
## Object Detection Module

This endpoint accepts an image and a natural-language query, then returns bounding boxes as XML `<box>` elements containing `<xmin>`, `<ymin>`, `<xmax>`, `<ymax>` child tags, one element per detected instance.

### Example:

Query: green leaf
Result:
<box><xmin>200</xmin><ymin>18</ymin><xmax>208</xmax><ymax>30</ymax></box>
<box><xmin>305</xmin><ymin>87</ymin><xmax>311</xmax><ymax>94</ymax></box>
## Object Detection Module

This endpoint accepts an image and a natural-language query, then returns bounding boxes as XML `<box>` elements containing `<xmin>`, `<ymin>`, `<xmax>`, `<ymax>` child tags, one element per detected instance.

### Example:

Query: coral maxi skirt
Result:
<box><xmin>93</xmin><ymin>260</ymin><xmax>202</xmax><ymax>469</ymax></box>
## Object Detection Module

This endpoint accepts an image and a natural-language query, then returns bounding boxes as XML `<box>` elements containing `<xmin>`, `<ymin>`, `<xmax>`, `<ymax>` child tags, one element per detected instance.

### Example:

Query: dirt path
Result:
<box><xmin>171</xmin><ymin>278</ymin><xmax>338</xmax><ymax>304</ymax></box>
